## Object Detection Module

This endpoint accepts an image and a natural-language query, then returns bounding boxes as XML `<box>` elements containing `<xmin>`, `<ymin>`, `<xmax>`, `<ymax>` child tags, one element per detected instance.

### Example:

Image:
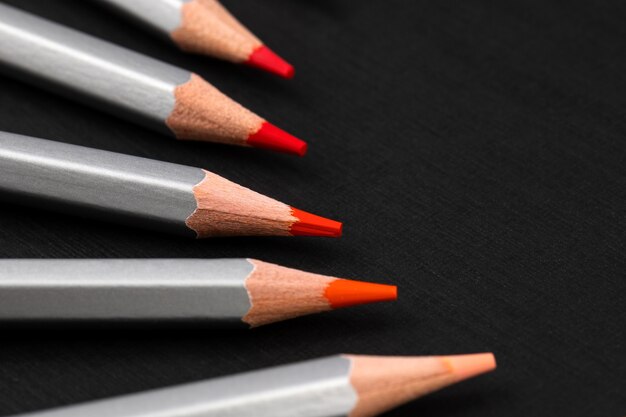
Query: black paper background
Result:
<box><xmin>0</xmin><ymin>1</ymin><xmax>624</xmax><ymax>416</ymax></box>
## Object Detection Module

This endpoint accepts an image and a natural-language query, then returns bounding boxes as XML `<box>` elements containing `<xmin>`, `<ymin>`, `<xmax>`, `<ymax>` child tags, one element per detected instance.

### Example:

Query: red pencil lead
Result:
<box><xmin>325</xmin><ymin>280</ymin><xmax>398</xmax><ymax>309</ymax></box>
<box><xmin>247</xmin><ymin>122</ymin><xmax>307</xmax><ymax>156</ymax></box>
<box><xmin>246</xmin><ymin>45</ymin><xmax>295</xmax><ymax>79</ymax></box>
<box><xmin>290</xmin><ymin>208</ymin><xmax>342</xmax><ymax>237</ymax></box>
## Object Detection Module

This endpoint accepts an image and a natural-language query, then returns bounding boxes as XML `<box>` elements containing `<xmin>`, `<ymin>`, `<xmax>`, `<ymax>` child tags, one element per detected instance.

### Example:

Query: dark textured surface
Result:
<box><xmin>0</xmin><ymin>0</ymin><xmax>624</xmax><ymax>416</ymax></box>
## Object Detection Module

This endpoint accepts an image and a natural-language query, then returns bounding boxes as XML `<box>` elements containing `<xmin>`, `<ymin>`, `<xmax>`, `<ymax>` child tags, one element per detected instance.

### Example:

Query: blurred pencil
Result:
<box><xmin>0</xmin><ymin>259</ymin><xmax>396</xmax><ymax>327</ymax></box>
<box><xmin>0</xmin><ymin>3</ymin><xmax>305</xmax><ymax>155</ymax></box>
<box><xmin>11</xmin><ymin>353</ymin><xmax>496</xmax><ymax>417</ymax></box>
<box><xmin>97</xmin><ymin>0</ymin><xmax>295</xmax><ymax>78</ymax></box>
<box><xmin>0</xmin><ymin>131</ymin><xmax>340</xmax><ymax>238</ymax></box>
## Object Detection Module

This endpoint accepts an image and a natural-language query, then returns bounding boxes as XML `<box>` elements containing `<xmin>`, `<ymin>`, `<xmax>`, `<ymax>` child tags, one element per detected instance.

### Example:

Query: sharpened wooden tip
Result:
<box><xmin>246</xmin><ymin>45</ymin><xmax>295</xmax><ymax>79</ymax></box>
<box><xmin>173</xmin><ymin>0</ymin><xmax>261</xmax><ymax>63</ymax></box>
<box><xmin>186</xmin><ymin>171</ymin><xmax>344</xmax><ymax>238</ymax></box>
<box><xmin>247</xmin><ymin>122</ymin><xmax>307</xmax><ymax>156</ymax></box>
<box><xmin>242</xmin><ymin>260</ymin><xmax>396</xmax><ymax>327</ymax></box>
<box><xmin>174</xmin><ymin>1</ymin><xmax>294</xmax><ymax>78</ymax></box>
<box><xmin>346</xmin><ymin>353</ymin><xmax>496</xmax><ymax>417</ymax></box>
<box><xmin>290</xmin><ymin>208</ymin><xmax>343</xmax><ymax>237</ymax></box>
<box><xmin>325</xmin><ymin>280</ymin><xmax>397</xmax><ymax>309</ymax></box>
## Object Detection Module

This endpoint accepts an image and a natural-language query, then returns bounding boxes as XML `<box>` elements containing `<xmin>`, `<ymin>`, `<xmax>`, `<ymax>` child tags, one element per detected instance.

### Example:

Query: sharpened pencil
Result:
<box><xmin>0</xmin><ymin>259</ymin><xmax>396</xmax><ymax>327</ymax></box>
<box><xmin>11</xmin><ymin>353</ymin><xmax>496</xmax><ymax>417</ymax></box>
<box><xmin>0</xmin><ymin>3</ymin><xmax>305</xmax><ymax>156</ymax></box>
<box><xmin>96</xmin><ymin>0</ymin><xmax>295</xmax><ymax>78</ymax></box>
<box><xmin>0</xmin><ymin>131</ymin><xmax>340</xmax><ymax>238</ymax></box>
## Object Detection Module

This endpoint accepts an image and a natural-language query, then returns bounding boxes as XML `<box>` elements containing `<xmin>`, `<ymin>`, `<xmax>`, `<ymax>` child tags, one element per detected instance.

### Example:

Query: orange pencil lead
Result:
<box><xmin>325</xmin><ymin>280</ymin><xmax>398</xmax><ymax>309</ymax></box>
<box><xmin>290</xmin><ymin>208</ymin><xmax>343</xmax><ymax>237</ymax></box>
<box><xmin>243</xmin><ymin>260</ymin><xmax>396</xmax><ymax>327</ymax></box>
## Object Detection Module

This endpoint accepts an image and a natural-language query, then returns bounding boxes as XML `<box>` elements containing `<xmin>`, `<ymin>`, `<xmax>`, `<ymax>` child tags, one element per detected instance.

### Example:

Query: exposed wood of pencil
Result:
<box><xmin>166</xmin><ymin>74</ymin><xmax>306</xmax><ymax>154</ymax></box>
<box><xmin>186</xmin><ymin>170</ymin><xmax>342</xmax><ymax>238</ymax></box>
<box><xmin>243</xmin><ymin>260</ymin><xmax>397</xmax><ymax>327</ymax></box>
<box><xmin>346</xmin><ymin>353</ymin><xmax>497</xmax><ymax>417</ymax></box>
<box><xmin>166</xmin><ymin>74</ymin><xmax>263</xmax><ymax>146</ymax></box>
<box><xmin>199</xmin><ymin>0</ymin><xmax>261</xmax><ymax>44</ymax></box>
<box><xmin>173</xmin><ymin>0</ymin><xmax>295</xmax><ymax>78</ymax></box>
<box><xmin>172</xmin><ymin>0</ymin><xmax>260</xmax><ymax>63</ymax></box>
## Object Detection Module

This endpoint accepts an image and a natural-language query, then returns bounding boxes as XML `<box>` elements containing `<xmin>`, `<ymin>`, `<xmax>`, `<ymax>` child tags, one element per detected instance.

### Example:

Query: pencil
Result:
<box><xmin>11</xmin><ymin>353</ymin><xmax>496</xmax><ymax>417</ymax></box>
<box><xmin>0</xmin><ymin>3</ymin><xmax>305</xmax><ymax>156</ymax></box>
<box><xmin>0</xmin><ymin>259</ymin><xmax>396</xmax><ymax>327</ymax></box>
<box><xmin>96</xmin><ymin>0</ymin><xmax>295</xmax><ymax>79</ymax></box>
<box><xmin>0</xmin><ymin>131</ymin><xmax>341</xmax><ymax>238</ymax></box>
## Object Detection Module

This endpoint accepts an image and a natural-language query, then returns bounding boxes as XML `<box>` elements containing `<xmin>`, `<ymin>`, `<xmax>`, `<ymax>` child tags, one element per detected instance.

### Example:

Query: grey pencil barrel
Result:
<box><xmin>0</xmin><ymin>131</ymin><xmax>203</xmax><ymax>236</ymax></box>
<box><xmin>14</xmin><ymin>356</ymin><xmax>358</xmax><ymax>417</ymax></box>
<box><xmin>0</xmin><ymin>2</ymin><xmax>190</xmax><ymax>133</ymax></box>
<box><xmin>0</xmin><ymin>259</ymin><xmax>253</xmax><ymax>322</ymax></box>
<box><xmin>95</xmin><ymin>0</ymin><xmax>188</xmax><ymax>36</ymax></box>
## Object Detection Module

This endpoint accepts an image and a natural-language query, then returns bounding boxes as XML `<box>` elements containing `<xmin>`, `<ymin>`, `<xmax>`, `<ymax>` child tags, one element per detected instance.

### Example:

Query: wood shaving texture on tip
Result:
<box><xmin>166</xmin><ymin>74</ymin><xmax>264</xmax><ymax>145</ymax></box>
<box><xmin>198</xmin><ymin>0</ymin><xmax>262</xmax><ymax>45</ymax></box>
<box><xmin>185</xmin><ymin>170</ymin><xmax>297</xmax><ymax>238</ymax></box>
<box><xmin>346</xmin><ymin>356</ymin><xmax>456</xmax><ymax>417</ymax></box>
<box><xmin>172</xmin><ymin>0</ymin><xmax>261</xmax><ymax>62</ymax></box>
<box><xmin>243</xmin><ymin>259</ymin><xmax>335</xmax><ymax>327</ymax></box>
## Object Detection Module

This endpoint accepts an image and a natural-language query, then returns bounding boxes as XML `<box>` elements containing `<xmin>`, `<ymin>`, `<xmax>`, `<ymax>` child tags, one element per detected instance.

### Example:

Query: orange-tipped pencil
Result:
<box><xmin>13</xmin><ymin>353</ymin><xmax>495</xmax><ymax>417</ymax></box>
<box><xmin>97</xmin><ymin>0</ymin><xmax>295</xmax><ymax>78</ymax></box>
<box><xmin>0</xmin><ymin>132</ymin><xmax>337</xmax><ymax>238</ymax></box>
<box><xmin>0</xmin><ymin>259</ymin><xmax>396</xmax><ymax>327</ymax></box>
<box><xmin>0</xmin><ymin>4</ymin><xmax>304</xmax><ymax>156</ymax></box>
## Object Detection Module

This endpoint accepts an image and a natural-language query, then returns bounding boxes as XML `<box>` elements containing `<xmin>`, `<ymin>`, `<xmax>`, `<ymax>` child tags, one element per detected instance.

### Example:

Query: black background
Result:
<box><xmin>0</xmin><ymin>1</ymin><xmax>624</xmax><ymax>416</ymax></box>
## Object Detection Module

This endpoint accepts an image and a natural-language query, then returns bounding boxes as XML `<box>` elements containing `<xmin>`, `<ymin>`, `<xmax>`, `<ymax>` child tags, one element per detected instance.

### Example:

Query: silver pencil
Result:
<box><xmin>0</xmin><ymin>258</ymin><xmax>396</xmax><ymax>327</ymax></box>
<box><xmin>11</xmin><ymin>353</ymin><xmax>496</xmax><ymax>417</ymax></box>
<box><xmin>0</xmin><ymin>131</ymin><xmax>340</xmax><ymax>238</ymax></box>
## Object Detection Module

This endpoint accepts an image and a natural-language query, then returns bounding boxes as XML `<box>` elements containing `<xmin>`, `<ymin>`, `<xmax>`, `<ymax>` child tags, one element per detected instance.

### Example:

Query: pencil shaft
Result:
<box><xmin>0</xmin><ymin>259</ymin><xmax>253</xmax><ymax>322</ymax></box>
<box><xmin>96</xmin><ymin>0</ymin><xmax>186</xmax><ymax>36</ymax></box>
<box><xmin>0</xmin><ymin>3</ymin><xmax>190</xmax><ymax>133</ymax></box>
<box><xmin>11</xmin><ymin>353</ymin><xmax>495</xmax><ymax>417</ymax></box>
<box><xmin>0</xmin><ymin>131</ymin><xmax>202</xmax><ymax>236</ymax></box>
<box><xmin>15</xmin><ymin>356</ymin><xmax>357</xmax><ymax>417</ymax></box>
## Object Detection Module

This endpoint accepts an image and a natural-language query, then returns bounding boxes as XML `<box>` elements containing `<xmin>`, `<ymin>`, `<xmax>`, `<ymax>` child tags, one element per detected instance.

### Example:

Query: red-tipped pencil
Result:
<box><xmin>0</xmin><ymin>132</ymin><xmax>337</xmax><ymax>238</ymax></box>
<box><xmin>98</xmin><ymin>0</ymin><xmax>295</xmax><ymax>78</ymax></box>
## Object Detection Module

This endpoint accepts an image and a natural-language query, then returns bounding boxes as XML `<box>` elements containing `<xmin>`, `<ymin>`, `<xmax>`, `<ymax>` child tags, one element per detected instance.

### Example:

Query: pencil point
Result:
<box><xmin>346</xmin><ymin>353</ymin><xmax>496</xmax><ymax>416</ymax></box>
<box><xmin>325</xmin><ymin>279</ymin><xmax>397</xmax><ymax>309</ymax></box>
<box><xmin>290</xmin><ymin>208</ymin><xmax>342</xmax><ymax>237</ymax></box>
<box><xmin>247</xmin><ymin>122</ymin><xmax>307</xmax><ymax>156</ymax></box>
<box><xmin>440</xmin><ymin>353</ymin><xmax>497</xmax><ymax>382</ymax></box>
<box><xmin>246</xmin><ymin>45</ymin><xmax>295</xmax><ymax>79</ymax></box>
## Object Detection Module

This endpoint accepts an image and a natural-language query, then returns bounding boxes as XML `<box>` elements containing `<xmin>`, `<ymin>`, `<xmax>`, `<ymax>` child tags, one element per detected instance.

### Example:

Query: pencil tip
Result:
<box><xmin>290</xmin><ymin>208</ymin><xmax>342</xmax><ymax>237</ymax></box>
<box><xmin>440</xmin><ymin>353</ymin><xmax>497</xmax><ymax>382</ymax></box>
<box><xmin>345</xmin><ymin>353</ymin><xmax>496</xmax><ymax>416</ymax></box>
<box><xmin>247</xmin><ymin>122</ymin><xmax>307</xmax><ymax>156</ymax></box>
<box><xmin>325</xmin><ymin>280</ymin><xmax>397</xmax><ymax>309</ymax></box>
<box><xmin>246</xmin><ymin>45</ymin><xmax>295</xmax><ymax>79</ymax></box>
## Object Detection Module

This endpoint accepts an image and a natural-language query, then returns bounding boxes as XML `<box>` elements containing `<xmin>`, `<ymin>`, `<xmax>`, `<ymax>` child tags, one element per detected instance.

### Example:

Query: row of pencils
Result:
<box><xmin>0</xmin><ymin>1</ymin><xmax>496</xmax><ymax>417</ymax></box>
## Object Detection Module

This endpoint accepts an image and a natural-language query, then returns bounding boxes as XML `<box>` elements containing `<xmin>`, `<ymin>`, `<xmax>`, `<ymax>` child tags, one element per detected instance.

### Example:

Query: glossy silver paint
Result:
<box><xmin>0</xmin><ymin>132</ymin><xmax>204</xmax><ymax>236</ymax></box>
<box><xmin>0</xmin><ymin>259</ymin><xmax>253</xmax><ymax>322</ymax></box>
<box><xmin>15</xmin><ymin>356</ymin><xmax>358</xmax><ymax>417</ymax></box>
<box><xmin>0</xmin><ymin>3</ymin><xmax>191</xmax><ymax>133</ymax></box>
<box><xmin>96</xmin><ymin>0</ymin><xmax>190</xmax><ymax>35</ymax></box>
